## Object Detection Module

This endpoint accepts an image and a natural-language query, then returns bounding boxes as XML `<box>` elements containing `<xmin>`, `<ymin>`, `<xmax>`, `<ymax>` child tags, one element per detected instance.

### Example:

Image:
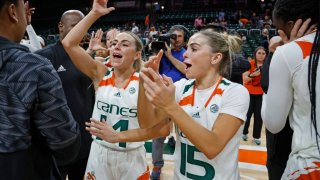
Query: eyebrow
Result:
<box><xmin>113</xmin><ymin>40</ymin><xmax>131</xmax><ymax>44</ymax></box>
<box><xmin>189</xmin><ymin>42</ymin><xmax>200</xmax><ymax>47</ymax></box>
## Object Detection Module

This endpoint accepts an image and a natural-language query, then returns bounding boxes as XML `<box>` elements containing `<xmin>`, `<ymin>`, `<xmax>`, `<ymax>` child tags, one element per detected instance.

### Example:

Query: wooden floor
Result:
<box><xmin>146</xmin><ymin>122</ymin><xmax>269</xmax><ymax>179</ymax></box>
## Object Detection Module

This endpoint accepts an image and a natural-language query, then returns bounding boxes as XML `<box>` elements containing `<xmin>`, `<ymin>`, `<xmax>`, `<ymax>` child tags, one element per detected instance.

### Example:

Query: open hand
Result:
<box><xmin>92</xmin><ymin>0</ymin><xmax>115</xmax><ymax>16</ymax></box>
<box><xmin>85</xmin><ymin>118</ymin><xmax>120</xmax><ymax>143</ymax></box>
<box><xmin>88</xmin><ymin>29</ymin><xmax>108</xmax><ymax>52</ymax></box>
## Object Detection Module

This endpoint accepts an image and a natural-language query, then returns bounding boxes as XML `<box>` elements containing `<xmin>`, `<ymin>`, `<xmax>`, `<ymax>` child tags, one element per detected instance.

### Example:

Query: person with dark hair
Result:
<box><xmin>61</xmin><ymin>1</ymin><xmax>170</xmax><ymax>179</ymax></box>
<box><xmin>262</xmin><ymin>0</ymin><xmax>320</xmax><ymax>178</ymax></box>
<box><xmin>242</xmin><ymin>46</ymin><xmax>267</xmax><ymax>145</ymax></box>
<box><xmin>0</xmin><ymin>0</ymin><xmax>80</xmax><ymax>179</ymax></box>
<box><xmin>35</xmin><ymin>10</ymin><xmax>95</xmax><ymax>180</ymax></box>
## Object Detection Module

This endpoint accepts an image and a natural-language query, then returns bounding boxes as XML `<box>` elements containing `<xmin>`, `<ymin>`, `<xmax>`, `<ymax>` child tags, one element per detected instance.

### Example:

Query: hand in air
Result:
<box><xmin>92</xmin><ymin>0</ymin><xmax>115</xmax><ymax>16</ymax></box>
<box><xmin>24</xmin><ymin>1</ymin><xmax>35</xmax><ymax>25</ymax></box>
<box><xmin>85</xmin><ymin>118</ymin><xmax>120</xmax><ymax>143</ymax></box>
<box><xmin>88</xmin><ymin>29</ymin><xmax>108</xmax><ymax>52</ymax></box>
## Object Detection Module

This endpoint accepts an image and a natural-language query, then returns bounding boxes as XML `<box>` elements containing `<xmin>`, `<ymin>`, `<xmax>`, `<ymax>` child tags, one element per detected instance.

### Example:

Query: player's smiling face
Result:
<box><xmin>110</xmin><ymin>33</ymin><xmax>139</xmax><ymax>70</ymax></box>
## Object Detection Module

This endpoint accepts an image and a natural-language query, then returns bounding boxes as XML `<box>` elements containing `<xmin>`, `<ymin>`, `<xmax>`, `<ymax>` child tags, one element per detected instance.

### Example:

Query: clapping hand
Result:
<box><xmin>143</xmin><ymin>49</ymin><xmax>163</xmax><ymax>73</ymax></box>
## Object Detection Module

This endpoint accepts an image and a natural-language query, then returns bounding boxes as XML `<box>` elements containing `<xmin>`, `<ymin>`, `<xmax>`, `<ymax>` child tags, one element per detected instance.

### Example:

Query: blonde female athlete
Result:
<box><xmin>62</xmin><ymin>0</ymin><xmax>169</xmax><ymax>179</ymax></box>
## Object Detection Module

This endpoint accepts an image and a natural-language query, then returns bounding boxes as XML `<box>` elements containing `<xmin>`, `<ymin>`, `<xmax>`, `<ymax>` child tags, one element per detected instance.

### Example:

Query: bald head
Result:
<box><xmin>58</xmin><ymin>10</ymin><xmax>84</xmax><ymax>40</ymax></box>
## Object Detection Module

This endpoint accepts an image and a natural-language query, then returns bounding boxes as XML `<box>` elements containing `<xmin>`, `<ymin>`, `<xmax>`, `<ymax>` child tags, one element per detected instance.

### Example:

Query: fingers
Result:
<box><xmin>278</xmin><ymin>30</ymin><xmax>289</xmax><ymax>43</ymax></box>
<box><xmin>162</xmin><ymin>74</ymin><xmax>173</xmax><ymax>86</ymax></box>
<box><xmin>290</xmin><ymin>19</ymin><xmax>303</xmax><ymax>40</ymax></box>
<box><xmin>306</xmin><ymin>24</ymin><xmax>317</xmax><ymax>34</ymax></box>
<box><xmin>95</xmin><ymin>29</ymin><xmax>103</xmax><ymax>39</ymax></box>
<box><xmin>293</xmin><ymin>18</ymin><xmax>311</xmax><ymax>39</ymax></box>
<box><xmin>155</xmin><ymin>50</ymin><xmax>164</xmax><ymax>63</ymax></box>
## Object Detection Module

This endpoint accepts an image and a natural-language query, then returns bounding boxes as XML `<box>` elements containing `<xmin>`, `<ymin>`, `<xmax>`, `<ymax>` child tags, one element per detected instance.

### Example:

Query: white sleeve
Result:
<box><xmin>26</xmin><ymin>24</ymin><xmax>41</xmax><ymax>50</ymax></box>
<box><xmin>261</xmin><ymin>47</ymin><xmax>293</xmax><ymax>133</ymax></box>
<box><xmin>220</xmin><ymin>84</ymin><xmax>250</xmax><ymax>121</ymax></box>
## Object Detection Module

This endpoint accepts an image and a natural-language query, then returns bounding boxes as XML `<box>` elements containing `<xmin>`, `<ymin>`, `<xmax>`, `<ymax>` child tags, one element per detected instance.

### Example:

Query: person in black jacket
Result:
<box><xmin>36</xmin><ymin>10</ymin><xmax>95</xmax><ymax>180</ymax></box>
<box><xmin>0</xmin><ymin>0</ymin><xmax>80</xmax><ymax>180</ymax></box>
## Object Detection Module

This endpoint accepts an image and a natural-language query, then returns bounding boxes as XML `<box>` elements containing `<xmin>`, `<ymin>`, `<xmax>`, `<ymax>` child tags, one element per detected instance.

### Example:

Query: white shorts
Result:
<box><xmin>84</xmin><ymin>141</ymin><xmax>148</xmax><ymax>180</ymax></box>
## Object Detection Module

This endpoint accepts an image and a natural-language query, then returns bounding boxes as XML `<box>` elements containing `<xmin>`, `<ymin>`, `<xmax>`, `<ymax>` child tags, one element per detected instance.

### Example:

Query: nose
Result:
<box><xmin>114</xmin><ymin>43</ymin><xmax>120</xmax><ymax>50</ymax></box>
<box><xmin>183</xmin><ymin>51</ymin><xmax>188</xmax><ymax>59</ymax></box>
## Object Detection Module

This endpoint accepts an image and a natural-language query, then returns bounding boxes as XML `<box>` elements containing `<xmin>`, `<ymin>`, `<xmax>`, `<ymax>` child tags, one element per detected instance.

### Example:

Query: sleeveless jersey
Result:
<box><xmin>173</xmin><ymin>77</ymin><xmax>248</xmax><ymax>180</ymax></box>
<box><xmin>91</xmin><ymin>68</ymin><xmax>142</xmax><ymax>150</ymax></box>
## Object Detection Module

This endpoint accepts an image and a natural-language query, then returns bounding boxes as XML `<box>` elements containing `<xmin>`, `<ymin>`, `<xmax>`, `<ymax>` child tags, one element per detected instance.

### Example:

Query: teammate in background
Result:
<box><xmin>138</xmin><ymin>30</ymin><xmax>250</xmax><ymax>179</ymax></box>
<box><xmin>262</xmin><ymin>0</ymin><xmax>320</xmax><ymax>178</ymax></box>
<box><xmin>0</xmin><ymin>0</ymin><xmax>80</xmax><ymax>179</ymax></box>
<box><xmin>61</xmin><ymin>0</ymin><xmax>169</xmax><ymax>179</ymax></box>
<box><xmin>242</xmin><ymin>47</ymin><xmax>267</xmax><ymax>145</ymax></box>
<box><xmin>35</xmin><ymin>9</ymin><xmax>95</xmax><ymax>180</ymax></box>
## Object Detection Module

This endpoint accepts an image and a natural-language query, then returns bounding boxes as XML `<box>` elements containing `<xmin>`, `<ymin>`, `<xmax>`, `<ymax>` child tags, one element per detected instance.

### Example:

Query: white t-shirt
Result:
<box><xmin>173</xmin><ymin>78</ymin><xmax>249</xmax><ymax>180</ymax></box>
<box><xmin>262</xmin><ymin>32</ymin><xmax>320</xmax><ymax>179</ymax></box>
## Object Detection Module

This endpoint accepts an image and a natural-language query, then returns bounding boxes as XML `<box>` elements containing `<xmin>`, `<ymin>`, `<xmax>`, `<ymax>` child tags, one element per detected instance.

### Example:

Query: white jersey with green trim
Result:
<box><xmin>173</xmin><ymin>78</ymin><xmax>249</xmax><ymax>180</ymax></box>
<box><xmin>91</xmin><ymin>68</ymin><xmax>142</xmax><ymax>150</ymax></box>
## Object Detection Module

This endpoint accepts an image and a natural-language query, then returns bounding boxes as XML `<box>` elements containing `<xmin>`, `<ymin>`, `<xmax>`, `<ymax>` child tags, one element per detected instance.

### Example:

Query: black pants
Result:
<box><xmin>266</xmin><ymin>119</ymin><xmax>293</xmax><ymax>180</ymax></box>
<box><xmin>243</xmin><ymin>94</ymin><xmax>263</xmax><ymax>139</ymax></box>
<box><xmin>59</xmin><ymin>157</ymin><xmax>89</xmax><ymax>180</ymax></box>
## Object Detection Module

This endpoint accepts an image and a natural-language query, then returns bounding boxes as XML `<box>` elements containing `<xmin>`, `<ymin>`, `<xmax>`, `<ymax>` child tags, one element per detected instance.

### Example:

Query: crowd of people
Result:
<box><xmin>0</xmin><ymin>0</ymin><xmax>320</xmax><ymax>179</ymax></box>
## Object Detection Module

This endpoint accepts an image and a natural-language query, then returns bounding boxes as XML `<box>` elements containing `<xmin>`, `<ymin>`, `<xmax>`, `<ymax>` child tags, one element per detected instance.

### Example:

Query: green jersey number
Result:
<box><xmin>180</xmin><ymin>142</ymin><xmax>215</xmax><ymax>179</ymax></box>
<box><xmin>97</xmin><ymin>115</ymin><xmax>129</xmax><ymax>148</ymax></box>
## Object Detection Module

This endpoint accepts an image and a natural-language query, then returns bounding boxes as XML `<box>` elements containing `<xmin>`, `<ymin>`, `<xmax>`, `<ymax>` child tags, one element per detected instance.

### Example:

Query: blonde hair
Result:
<box><xmin>198</xmin><ymin>31</ymin><xmax>242</xmax><ymax>77</ymax></box>
<box><xmin>122</xmin><ymin>31</ymin><xmax>143</xmax><ymax>72</ymax></box>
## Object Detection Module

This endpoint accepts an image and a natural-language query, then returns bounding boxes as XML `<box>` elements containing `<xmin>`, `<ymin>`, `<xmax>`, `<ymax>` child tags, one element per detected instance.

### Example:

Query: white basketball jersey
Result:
<box><xmin>173</xmin><ymin>77</ymin><xmax>246</xmax><ymax>180</ymax></box>
<box><xmin>91</xmin><ymin>68</ymin><xmax>143</xmax><ymax>150</ymax></box>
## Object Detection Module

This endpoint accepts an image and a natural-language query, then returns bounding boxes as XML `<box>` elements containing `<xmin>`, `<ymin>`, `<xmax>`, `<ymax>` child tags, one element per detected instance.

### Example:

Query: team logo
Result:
<box><xmin>210</xmin><ymin>104</ymin><xmax>219</xmax><ymax>113</ymax></box>
<box><xmin>114</xmin><ymin>91</ymin><xmax>121</xmax><ymax>97</ymax></box>
<box><xmin>192</xmin><ymin>112</ymin><xmax>200</xmax><ymax>118</ymax></box>
<box><xmin>129</xmin><ymin>87</ymin><xmax>136</xmax><ymax>94</ymax></box>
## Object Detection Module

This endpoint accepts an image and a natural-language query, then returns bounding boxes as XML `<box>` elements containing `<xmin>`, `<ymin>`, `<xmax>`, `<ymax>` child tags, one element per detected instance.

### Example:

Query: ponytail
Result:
<box><xmin>221</xmin><ymin>32</ymin><xmax>242</xmax><ymax>78</ymax></box>
<box><xmin>308</xmin><ymin>0</ymin><xmax>320</xmax><ymax>154</ymax></box>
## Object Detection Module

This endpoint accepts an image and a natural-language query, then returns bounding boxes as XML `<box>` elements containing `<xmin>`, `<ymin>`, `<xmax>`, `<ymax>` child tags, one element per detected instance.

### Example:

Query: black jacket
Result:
<box><xmin>0</xmin><ymin>36</ymin><xmax>80</xmax><ymax>180</ymax></box>
<box><xmin>36</xmin><ymin>41</ymin><xmax>94</xmax><ymax>161</ymax></box>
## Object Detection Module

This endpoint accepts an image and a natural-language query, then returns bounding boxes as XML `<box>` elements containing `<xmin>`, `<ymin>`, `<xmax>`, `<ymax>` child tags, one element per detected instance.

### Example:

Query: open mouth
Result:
<box><xmin>184</xmin><ymin>62</ymin><xmax>192</xmax><ymax>69</ymax></box>
<box><xmin>113</xmin><ymin>53</ymin><xmax>123</xmax><ymax>59</ymax></box>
